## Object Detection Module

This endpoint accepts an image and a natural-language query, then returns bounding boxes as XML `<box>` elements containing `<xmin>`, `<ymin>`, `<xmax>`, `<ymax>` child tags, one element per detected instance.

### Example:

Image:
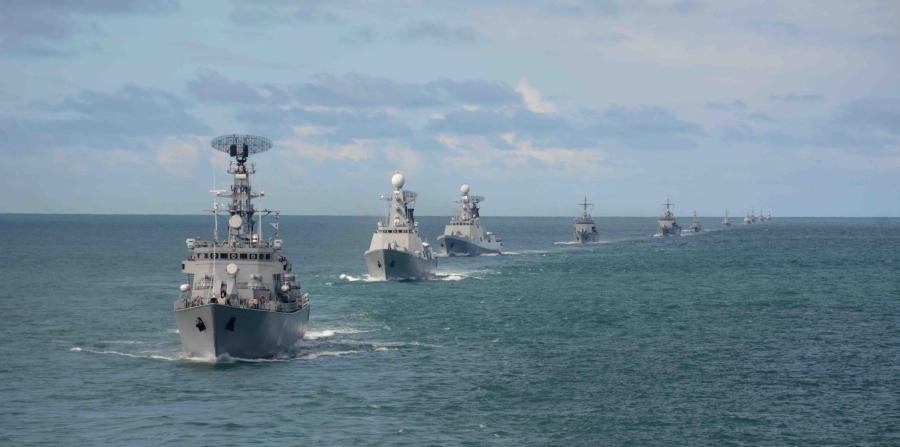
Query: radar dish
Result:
<box><xmin>211</xmin><ymin>134</ymin><xmax>272</xmax><ymax>165</ymax></box>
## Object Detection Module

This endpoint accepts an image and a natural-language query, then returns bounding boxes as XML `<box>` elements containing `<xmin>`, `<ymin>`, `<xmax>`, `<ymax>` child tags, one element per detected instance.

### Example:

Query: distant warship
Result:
<box><xmin>174</xmin><ymin>134</ymin><xmax>310</xmax><ymax>360</ymax></box>
<box><xmin>750</xmin><ymin>208</ymin><xmax>757</xmax><ymax>223</ymax></box>
<box><xmin>364</xmin><ymin>173</ymin><xmax>437</xmax><ymax>280</ymax></box>
<box><xmin>437</xmin><ymin>184</ymin><xmax>502</xmax><ymax>256</ymax></box>
<box><xmin>573</xmin><ymin>197</ymin><xmax>600</xmax><ymax>243</ymax></box>
<box><xmin>766</xmin><ymin>209</ymin><xmax>772</xmax><ymax>221</ymax></box>
<box><xmin>744</xmin><ymin>211</ymin><xmax>753</xmax><ymax>225</ymax></box>
<box><xmin>759</xmin><ymin>210</ymin><xmax>766</xmax><ymax>222</ymax></box>
<box><xmin>722</xmin><ymin>209</ymin><xmax>732</xmax><ymax>226</ymax></box>
<box><xmin>656</xmin><ymin>199</ymin><xmax>682</xmax><ymax>236</ymax></box>
<box><xmin>689</xmin><ymin>210</ymin><xmax>702</xmax><ymax>232</ymax></box>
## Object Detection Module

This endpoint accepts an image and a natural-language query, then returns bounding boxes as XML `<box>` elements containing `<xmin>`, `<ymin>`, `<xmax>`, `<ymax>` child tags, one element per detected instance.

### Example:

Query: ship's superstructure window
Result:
<box><xmin>240</xmin><ymin>253</ymin><xmax>248</xmax><ymax>259</ymax></box>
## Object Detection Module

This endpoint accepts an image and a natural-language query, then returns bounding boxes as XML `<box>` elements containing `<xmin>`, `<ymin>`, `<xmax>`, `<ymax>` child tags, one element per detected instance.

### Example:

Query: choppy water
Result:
<box><xmin>1</xmin><ymin>215</ymin><xmax>898</xmax><ymax>445</ymax></box>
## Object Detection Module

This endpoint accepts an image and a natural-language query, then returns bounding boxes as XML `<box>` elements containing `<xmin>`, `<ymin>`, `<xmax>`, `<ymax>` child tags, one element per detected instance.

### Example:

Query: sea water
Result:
<box><xmin>0</xmin><ymin>215</ymin><xmax>898</xmax><ymax>445</ymax></box>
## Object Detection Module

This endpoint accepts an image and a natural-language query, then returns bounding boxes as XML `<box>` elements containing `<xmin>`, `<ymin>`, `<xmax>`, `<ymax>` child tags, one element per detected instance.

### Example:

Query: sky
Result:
<box><xmin>1</xmin><ymin>0</ymin><xmax>898</xmax><ymax>217</ymax></box>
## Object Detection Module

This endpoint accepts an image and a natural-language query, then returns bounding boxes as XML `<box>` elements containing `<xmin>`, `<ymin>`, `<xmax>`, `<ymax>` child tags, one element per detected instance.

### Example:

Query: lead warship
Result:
<box><xmin>364</xmin><ymin>173</ymin><xmax>437</xmax><ymax>280</ymax></box>
<box><xmin>656</xmin><ymin>199</ymin><xmax>682</xmax><ymax>236</ymax></box>
<box><xmin>689</xmin><ymin>210</ymin><xmax>702</xmax><ymax>232</ymax></box>
<box><xmin>173</xmin><ymin>134</ymin><xmax>310</xmax><ymax>360</ymax></box>
<box><xmin>573</xmin><ymin>197</ymin><xmax>600</xmax><ymax>243</ymax></box>
<box><xmin>437</xmin><ymin>184</ymin><xmax>502</xmax><ymax>256</ymax></box>
<box><xmin>722</xmin><ymin>209</ymin><xmax>732</xmax><ymax>226</ymax></box>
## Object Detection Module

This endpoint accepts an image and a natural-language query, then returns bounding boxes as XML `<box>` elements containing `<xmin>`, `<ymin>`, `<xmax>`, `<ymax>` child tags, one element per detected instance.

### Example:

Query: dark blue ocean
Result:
<box><xmin>1</xmin><ymin>215</ymin><xmax>898</xmax><ymax>446</ymax></box>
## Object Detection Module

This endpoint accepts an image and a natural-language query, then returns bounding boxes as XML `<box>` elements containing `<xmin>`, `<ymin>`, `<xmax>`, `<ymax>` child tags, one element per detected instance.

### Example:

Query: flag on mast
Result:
<box><xmin>270</xmin><ymin>222</ymin><xmax>279</xmax><ymax>230</ymax></box>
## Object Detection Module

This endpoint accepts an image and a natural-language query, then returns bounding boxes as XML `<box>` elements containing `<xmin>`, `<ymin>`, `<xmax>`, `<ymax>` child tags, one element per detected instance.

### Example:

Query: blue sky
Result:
<box><xmin>1</xmin><ymin>0</ymin><xmax>898</xmax><ymax>216</ymax></box>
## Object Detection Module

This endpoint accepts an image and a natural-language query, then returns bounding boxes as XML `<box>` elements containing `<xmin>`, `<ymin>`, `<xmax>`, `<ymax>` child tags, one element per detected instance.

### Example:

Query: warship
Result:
<box><xmin>744</xmin><ymin>211</ymin><xmax>753</xmax><ymax>225</ymax></box>
<box><xmin>174</xmin><ymin>134</ymin><xmax>310</xmax><ymax>360</ymax></box>
<box><xmin>750</xmin><ymin>208</ymin><xmax>757</xmax><ymax>223</ymax></box>
<box><xmin>766</xmin><ymin>209</ymin><xmax>772</xmax><ymax>221</ymax></box>
<box><xmin>436</xmin><ymin>184</ymin><xmax>502</xmax><ymax>256</ymax></box>
<box><xmin>364</xmin><ymin>173</ymin><xmax>437</xmax><ymax>280</ymax></box>
<box><xmin>689</xmin><ymin>210</ymin><xmax>702</xmax><ymax>232</ymax></box>
<box><xmin>573</xmin><ymin>197</ymin><xmax>600</xmax><ymax>243</ymax></box>
<box><xmin>759</xmin><ymin>210</ymin><xmax>766</xmax><ymax>222</ymax></box>
<box><xmin>722</xmin><ymin>209</ymin><xmax>732</xmax><ymax>226</ymax></box>
<box><xmin>656</xmin><ymin>199</ymin><xmax>682</xmax><ymax>236</ymax></box>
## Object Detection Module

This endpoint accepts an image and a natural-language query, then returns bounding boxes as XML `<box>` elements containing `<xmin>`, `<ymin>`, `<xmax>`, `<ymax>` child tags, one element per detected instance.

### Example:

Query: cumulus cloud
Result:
<box><xmin>706</xmin><ymin>100</ymin><xmax>747</xmax><ymax>111</ymax></box>
<box><xmin>516</xmin><ymin>79</ymin><xmax>558</xmax><ymax>114</ymax></box>
<box><xmin>0</xmin><ymin>0</ymin><xmax>179</xmax><ymax>58</ymax></box>
<box><xmin>156</xmin><ymin>135</ymin><xmax>203</xmax><ymax>177</ymax></box>
<box><xmin>401</xmin><ymin>20</ymin><xmax>477</xmax><ymax>44</ymax></box>
<box><xmin>769</xmin><ymin>94</ymin><xmax>824</xmax><ymax>104</ymax></box>
<box><xmin>2</xmin><ymin>84</ymin><xmax>208</xmax><ymax>154</ymax></box>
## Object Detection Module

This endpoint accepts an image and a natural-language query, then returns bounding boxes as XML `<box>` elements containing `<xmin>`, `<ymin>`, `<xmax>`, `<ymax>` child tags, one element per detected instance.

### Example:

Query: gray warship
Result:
<box><xmin>656</xmin><ymin>198</ymin><xmax>682</xmax><ymax>236</ymax></box>
<box><xmin>744</xmin><ymin>211</ymin><xmax>753</xmax><ymax>224</ymax></box>
<box><xmin>436</xmin><ymin>184</ymin><xmax>502</xmax><ymax>256</ymax></box>
<box><xmin>573</xmin><ymin>197</ymin><xmax>600</xmax><ymax>243</ymax></box>
<box><xmin>750</xmin><ymin>208</ymin><xmax>757</xmax><ymax>223</ymax></box>
<box><xmin>766</xmin><ymin>209</ymin><xmax>772</xmax><ymax>221</ymax></box>
<box><xmin>759</xmin><ymin>210</ymin><xmax>766</xmax><ymax>222</ymax></box>
<box><xmin>689</xmin><ymin>210</ymin><xmax>702</xmax><ymax>232</ymax></box>
<box><xmin>722</xmin><ymin>209</ymin><xmax>732</xmax><ymax>226</ymax></box>
<box><xmin>173</xmin><ymin>134</ymin><xmax>310</xmax><ymax>360</ymax></box>
<box><xmin>364</xmin><ymin>173</ymin><xmax>437</xmax><ymax>280</ymax></box>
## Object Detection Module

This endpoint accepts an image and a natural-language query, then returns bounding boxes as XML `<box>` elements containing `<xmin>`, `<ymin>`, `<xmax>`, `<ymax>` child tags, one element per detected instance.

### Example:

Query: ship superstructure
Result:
<box><xmin>174</xmin><ymin>134</ymin><xmax>309</xmax><ymax>360</ymax></box>
<box><xmin>656</xmin><ymin>198</ymin><xmax>682</xmax><ymax>236</ymax></box>
<box><xmin>573</xmin><ymin>197</ymin><xmax>600</xmax><ymax>243</ymax></box>
<box><xmin>722</xmin><ymin>209</ymin><xmax>732</xmax><ymax>226</ymax></box>
<box><xmin>364</xmin><ymin>173</ymin><xmax>437</xmax><ymax>280</ymax></box>
<box><xmin>437</xmin><ymin>184</ymin><xmax>502</xmax><ymax>256</ymax></box>
<box><xmin>689</xmin><ymin>210</ymin><xmax>702</xmax><ymax>232</ymax></box>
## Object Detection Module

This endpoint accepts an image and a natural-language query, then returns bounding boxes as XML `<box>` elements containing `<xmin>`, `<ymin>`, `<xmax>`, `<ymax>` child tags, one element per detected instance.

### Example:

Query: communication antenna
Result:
<box><xmin>211</xmin><ymin>134</ymin><xmax>273</xmax><ymax>166</ymax></box>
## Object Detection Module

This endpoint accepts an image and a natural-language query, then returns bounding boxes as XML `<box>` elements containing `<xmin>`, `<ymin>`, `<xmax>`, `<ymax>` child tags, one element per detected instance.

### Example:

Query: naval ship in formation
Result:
<box><xmin>573</xmin><ymin>197</ymin><xmax>600</xmax><ymax>243</ymax></box>
<box><xmin>174</xmin><ymin>135</ymin><xmax>310</xmax><ymax>360</ymax></box>
<box><xmin>656</xmin><ymin>199</ymin><xmax>682</xmax><ymax>236</ymax></box>
<box><xmin>689</xmin><ymin>210</ymin><xmax>702</xmax><ymax>232</ymax></box>
<box><xmin>436</xmin><ymin>184</ymin><xmax>502</xmax><ymax>256</ymax></box>
<box><xmin>364</xmin><ymin>173</ymin><xmax>437</xmax><ymax>280</ymax></box>
<box><xmin>722</xmin><ymin>209</ymin><xmax>732</xmax><ymax>226</ymax></box>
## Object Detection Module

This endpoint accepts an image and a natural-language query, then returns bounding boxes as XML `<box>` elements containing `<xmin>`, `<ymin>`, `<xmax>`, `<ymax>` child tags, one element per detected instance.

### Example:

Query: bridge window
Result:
<box><xmin>240</xmin><ymin>253</ymin><xmax>248</xmax><ymax>259</ymax></box>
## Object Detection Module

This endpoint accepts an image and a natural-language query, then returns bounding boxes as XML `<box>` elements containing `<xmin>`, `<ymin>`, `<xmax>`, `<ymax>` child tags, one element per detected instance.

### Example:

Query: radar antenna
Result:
<box><xmin>211</xmin><ymin>134</ymin><xmax>272</xmax><ymax>166</ymax></box>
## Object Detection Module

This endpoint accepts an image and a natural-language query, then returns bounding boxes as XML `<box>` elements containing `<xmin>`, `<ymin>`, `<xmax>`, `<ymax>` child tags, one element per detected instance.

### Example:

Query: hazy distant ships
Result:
<box><xmin>573</xmin><ymin>197</ymin><xmax>600</xmax><ymax>243</ymax></box>
<box><xmin>744</xmin><ymin>211</ymin><xmax>753</xmax><ymax>225</ymax></box>
<box><xmin>174</xmin><ymin>134</ymin><xmax>310</xmax><ymax>360</ymax></box>
<box><xmin>364</xmin><ymin>173</ymin><xmax>437</xmax><ymax>280</ymax></box>
<box><xmin>437</xmin><ymin>184</ymin><xmax>502</xmax><ymax>256</ymax></box>
<box><xmin>656</xmin><ymin>199</ymin><xmax>682</xmax><ymax>236</ymax></box>
<box><xmin>689</xmin><ymin>210</ymin><xmax>702</xmax><ymax>232</ymax></box>
<box><xmin>722</xmin><ymin>209</ymin><xmax>732</xmax><ymax>226</ymax></box>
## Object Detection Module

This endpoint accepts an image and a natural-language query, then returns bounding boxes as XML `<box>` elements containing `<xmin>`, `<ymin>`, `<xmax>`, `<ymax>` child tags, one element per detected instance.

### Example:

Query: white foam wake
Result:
<box><xmin>338</xmin><ymin>273</ymin><xmax>383</xmax><ymax>282</ymax></box>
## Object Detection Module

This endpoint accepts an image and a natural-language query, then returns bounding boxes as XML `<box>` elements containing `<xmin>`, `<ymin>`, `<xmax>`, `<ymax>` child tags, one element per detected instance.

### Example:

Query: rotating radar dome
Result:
<box><xmin>391</xmin><ymin>172</ymin><xmax>405</xmax><ymax>189</ymax></box>
<box><xmin>461</xmin><ymin>184</ymin><xmax>470</xmax><ymax>196</ymax></box>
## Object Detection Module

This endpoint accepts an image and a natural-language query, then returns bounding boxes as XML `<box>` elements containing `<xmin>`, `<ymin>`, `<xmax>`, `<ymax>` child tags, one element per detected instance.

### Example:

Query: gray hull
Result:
<box><xmin>436</xmin><ymin>235</ymin><xmax>501</xmax><ymax>256</ymax></box>
<box><xmin>174</xmin><ymin>304</ymin><xmax>309</xmax><ymax>360</ymax></box>
<box><xmin>364</xmin><ymin>248</ymin><xmax>437</xmax><ymax>280</ymax></box>
<box><xmin>656</xmin><ymin>227</ymin><xmax>682</xmax><ymax>236</ymax></box>
<box><xmin>574</xmin><ymin>231</ymin><xmax>600</xmax><ymax>243</ymax></box>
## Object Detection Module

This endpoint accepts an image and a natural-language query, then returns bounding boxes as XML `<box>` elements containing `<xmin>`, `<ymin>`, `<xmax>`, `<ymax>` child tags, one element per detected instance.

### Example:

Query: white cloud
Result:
<box><xmin>277</xmin><ymin>126</ymin><xmax>374</xmax><ymax>162</ymax></box>
<box><xmin>602</xmin><ymin>30</ymin><xmax>785</xmax><ymax>69</ymax></box>
<box><xmin>383</xmin><ymin>145</ymin><xmax>424</xmax><ymax>176</ymax></box>
<box><xmin>156</xmin><ymin>136</ymin><xmax>203</xmax><ymax>178</ymax></box>
<box><xmin>515</xmin><ymin>79</ymin><xmax>558</xmax><ymax>114</ymax></box>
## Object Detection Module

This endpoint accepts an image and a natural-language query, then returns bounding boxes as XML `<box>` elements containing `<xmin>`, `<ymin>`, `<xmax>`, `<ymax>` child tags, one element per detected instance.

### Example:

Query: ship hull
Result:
<box><xmin>173</xmin><ymin>304</ymin><xmax>309</xmax><ymax>360</ymax></box>
<box><xmin>364</xmin><ymin>248</ymin><xmax>437</xmax><ymax>280</ymax></box>
<box><xmin>656</xmin><ymin>227</ymin><xmax>682</xmax><ymax>236</ymax></box>
<box><xmin>574</xmin><ymin>231</ymin><xmax>600</xmax><ymax>243</ymax></box>
<box><xmin>436</xmin><ymin>235</ymin><xmax>502</xmax><ymax>256</ymax></box>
